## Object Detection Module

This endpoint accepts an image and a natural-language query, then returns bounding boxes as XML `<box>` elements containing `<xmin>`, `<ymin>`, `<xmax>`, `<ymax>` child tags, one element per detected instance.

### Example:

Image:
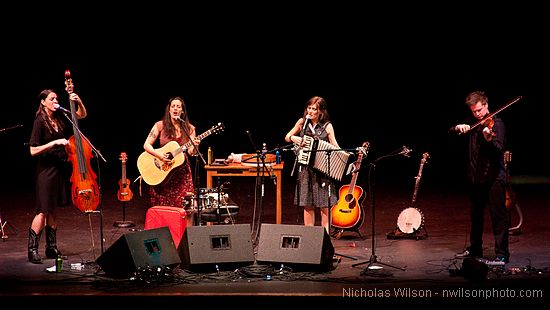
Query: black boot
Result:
<box><xmin>28</xmin><ymin>228</ymin><xmax>42</xmax><ymax>264</ymax></box>
<box><xmin>45</xmin><ymin>226</ymin><xmax>62</xmax><ymax>259</ymax></box>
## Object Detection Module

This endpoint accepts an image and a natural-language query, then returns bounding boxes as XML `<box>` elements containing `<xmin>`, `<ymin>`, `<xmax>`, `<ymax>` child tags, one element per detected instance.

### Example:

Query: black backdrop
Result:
<box><xmin>2</xmin><ymin>6</ymin><xmax>548</xmax><ymax>199</ymax></box>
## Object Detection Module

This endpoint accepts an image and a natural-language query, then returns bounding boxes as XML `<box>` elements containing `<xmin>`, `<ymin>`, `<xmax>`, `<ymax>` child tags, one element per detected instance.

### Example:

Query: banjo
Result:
<box><xmin>397</xmin><ymin>152</ymin><xmax>430</xmax><ymax>234</ymax></box>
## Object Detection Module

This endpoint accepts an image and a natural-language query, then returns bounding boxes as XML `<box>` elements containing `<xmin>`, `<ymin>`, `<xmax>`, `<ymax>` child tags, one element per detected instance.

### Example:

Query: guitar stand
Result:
<box><xmin>113</xmin><ymin>201</ymin><xmax>135</xmax><ymax>228</ymax></box>
<box><xmin>386</xmin><ymin>227</ymin><xmax>427</xmax><ymax>240</ymax></box>
<box><xmin>331</xmin><ymin>227</ymin><xmax>364</xmax><ymax>240</ymax></box>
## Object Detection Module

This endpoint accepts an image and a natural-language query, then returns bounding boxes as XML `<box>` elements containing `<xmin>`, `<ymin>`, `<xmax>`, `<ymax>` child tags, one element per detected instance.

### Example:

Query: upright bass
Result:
<box><xmin>64</xmin><ymin>70</ymin><xmax>100</xmax><ymax>212</ymax></box>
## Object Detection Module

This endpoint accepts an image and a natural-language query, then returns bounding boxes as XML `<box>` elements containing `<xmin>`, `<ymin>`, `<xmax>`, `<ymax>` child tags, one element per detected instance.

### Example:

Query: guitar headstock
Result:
<box><xmin>64</xmin><ymin>70</ymin><xmax>74</xmax><ymax>94</ymax></box>
<box><xmin>211</xmin><ymin>122</ymin><xmax>225</xmax><ymax>134</ymax></box>
<box><xmin>358</xmin><ymin>141</ymin><xmax>370</xmax><ymax>158</ymax></box>
<box><xmin>119</xmin><ymin>152</ymin><xmax>128</xmax><ymax>163</ymax></box>
<box><xmin>421</xmin><ymin>152</ymin><xmax>430</xmax><ymax>164</ymax></box>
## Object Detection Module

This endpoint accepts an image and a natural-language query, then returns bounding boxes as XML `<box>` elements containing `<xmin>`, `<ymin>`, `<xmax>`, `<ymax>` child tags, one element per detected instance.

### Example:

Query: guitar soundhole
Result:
<box><xmin>345</xmin><ymin>194</ymin><xmax>356</xmax><ymax>208</ymax></box>
<box><xmin>154</xmin><ymin>159</ymin><xmax>161</xmax><ymax>170</ymax></box>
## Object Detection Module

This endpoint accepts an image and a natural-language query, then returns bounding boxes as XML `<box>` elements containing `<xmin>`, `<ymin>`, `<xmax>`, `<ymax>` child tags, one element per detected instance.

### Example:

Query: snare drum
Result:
<box><xmin>201</xmin><ymin>192</ymin><xmax>229</xmax><ymax>209</ymax></box>
<box><xmin>183</xmin><ymin>193</ymin><xmax>197</xmax><ymax>212</ymax></box>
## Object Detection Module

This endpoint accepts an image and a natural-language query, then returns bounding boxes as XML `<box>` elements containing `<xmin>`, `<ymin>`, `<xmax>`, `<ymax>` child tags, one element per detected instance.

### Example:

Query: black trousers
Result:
<box><xmin>469</xmin><ymin>180</ymin><xmax>510</xmax><ymax>259</ymax></box>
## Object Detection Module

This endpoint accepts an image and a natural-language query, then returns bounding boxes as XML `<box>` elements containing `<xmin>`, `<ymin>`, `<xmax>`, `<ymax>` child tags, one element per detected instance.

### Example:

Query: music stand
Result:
<box><xmin>352</xmin><ymin>147</ymin><xmax>409</xmax><ymax>272</ymax></box>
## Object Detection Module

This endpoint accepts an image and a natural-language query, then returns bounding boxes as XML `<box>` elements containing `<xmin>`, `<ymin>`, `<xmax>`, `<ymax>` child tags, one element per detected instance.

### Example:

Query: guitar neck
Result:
<box><xmin>121</xmin><ymin>162</ymin><xmax>127</xmax><ymax>185</ymax></box>
<box><xmin>173</xmin><ymin>129</ymin><xmax>213</xmax><ymax>156</ymax></box>
<box><xmin>411</xmin><ymin>156</ymin><xmax>428</xmax><ymax>207</ymax></box>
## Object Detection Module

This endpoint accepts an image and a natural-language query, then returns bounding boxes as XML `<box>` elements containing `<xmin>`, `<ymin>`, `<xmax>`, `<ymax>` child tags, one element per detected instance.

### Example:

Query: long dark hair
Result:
<box><xmin>36</xmin><ymin>89</ymin><xmax>65</xmax><ymax>135</ymax></box>
<box><xmin>162</xmin><ymin>96</ymin><xmax>191</xmax><ymax>139</ymax></box>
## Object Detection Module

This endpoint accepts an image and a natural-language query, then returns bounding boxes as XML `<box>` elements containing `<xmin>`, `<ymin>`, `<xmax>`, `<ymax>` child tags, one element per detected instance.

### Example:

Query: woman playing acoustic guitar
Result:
<box><xmin>142</xmin><ymin>97</ymin><xmax>200</xmax><ymax>227</ymax></box>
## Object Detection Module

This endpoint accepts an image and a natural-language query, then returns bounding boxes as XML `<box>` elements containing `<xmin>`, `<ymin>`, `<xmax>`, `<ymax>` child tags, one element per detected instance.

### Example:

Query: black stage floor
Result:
<box><xmin>1</xmin><ymin>174</ymin><xmax>549</xmax><ymax>306</ymax></box>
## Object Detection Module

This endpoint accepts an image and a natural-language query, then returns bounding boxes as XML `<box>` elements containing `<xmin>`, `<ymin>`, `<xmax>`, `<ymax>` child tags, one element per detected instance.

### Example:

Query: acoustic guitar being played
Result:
<box><xmin>117</xmin><ymin>152</ymin><xmax>133</xmax><ymax>202</ymax></box>
<box><xmin>137</xmin><ymin>122</ymin><xmax>224</xmax><ymax>185</ymax></box>
<box><xmin>331</xmin><ymin>141</ymin><xmax>370</xmax><ymax>236</ymax></box>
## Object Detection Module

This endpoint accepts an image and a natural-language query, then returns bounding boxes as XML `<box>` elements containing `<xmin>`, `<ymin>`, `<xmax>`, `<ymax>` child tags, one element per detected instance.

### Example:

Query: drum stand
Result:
<box><xmin>211</xmin><ymin>178</ymin><xmax>235</xmax><ymax>225</ymax></box>
<box><xmin>352</xmin><ymin>148</ymin><xmax>408</xmax><ymax>272</ymax></box>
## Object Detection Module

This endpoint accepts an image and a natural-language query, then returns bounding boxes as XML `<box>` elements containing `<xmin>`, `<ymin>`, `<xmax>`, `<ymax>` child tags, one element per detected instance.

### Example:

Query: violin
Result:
<box><xmin>481</xmin><ymin>117</ymin><xmax>496</xmax><ymax>138</ymax></box>
<box><xmin>467</xmin><ymin>96</ymin><xmax>522</xmax><ymax>133</ymax></box>
<box><xmin>64</xmin><ymin>70</ymin><xmax>100</xmax><ymax>213</ymax></box>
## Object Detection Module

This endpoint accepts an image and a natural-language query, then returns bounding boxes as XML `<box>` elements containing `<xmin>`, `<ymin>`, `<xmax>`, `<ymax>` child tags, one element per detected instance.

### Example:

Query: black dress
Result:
<box><xmin>295</xmin><ymin>121</ymin><xmax>338</xmax><ymax>208</ymax></box>
<box><xmin>29</xmin><ymin>113</ymin><xmax>72</xmax><ymax>214</ymax></box>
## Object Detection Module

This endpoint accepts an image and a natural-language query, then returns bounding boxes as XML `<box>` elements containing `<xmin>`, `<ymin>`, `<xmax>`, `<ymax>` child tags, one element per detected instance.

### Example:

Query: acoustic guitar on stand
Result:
<box><xmin>137</xmin><ymin>122</ymin><xmax>224</xmax><ymax>185</ymax></box>
<box><xmin>117</xmin><ymin>152</ymin><xmax>133</xmax><ymax>202</ymax></box>
<box><xmin>331</xmin><ymin>141</ymin><xmax>370</xmax><ymax>234</ymax></box>
<box><xmin>504</xmin><ymin>151</ymin><xmax>523</xmax><ymax>234</ymax></box>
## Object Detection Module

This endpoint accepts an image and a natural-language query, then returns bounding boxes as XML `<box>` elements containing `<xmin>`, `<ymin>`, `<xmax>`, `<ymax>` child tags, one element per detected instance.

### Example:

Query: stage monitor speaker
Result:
<box><xmin>178</xmin><ymin>224</ymin><xmax>254</xmax><ymax>272</ymax></box>
<box><xmin>256</xmin><ymin>224</ymin><xmax>335</xmax><ymax>271</ymax></box>
<box><xmin>96</xmin><ymin>227</ymin><xmax>181</xmax><ymax>278</ymax></box>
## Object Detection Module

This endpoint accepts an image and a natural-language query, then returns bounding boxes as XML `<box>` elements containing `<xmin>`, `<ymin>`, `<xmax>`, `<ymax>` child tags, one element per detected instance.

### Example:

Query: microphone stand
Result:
<box><xmin>0</xmin><ymin>124</ymin><xmax>23</xmax><ymax>133</ymax></box>
<box><xmin>0</xmin><ymin>124</ymin><xmax>23</xmax><ymax>240</ymax></box>
<box><xmin>245</xmin><ymin>132</ymin><xmax>275</xmax><ymax>246</ymax></box>
<box><xmin>61</xmin><ymin>113</ymin><xmax>106</xmax><ymax>163</ymax></box>
<box><xmin>180</xmin><ymin>121</ymin><xmax>206</xmax><ymax>226</ymax></box>
<box><xmin>352</xmin><ymin>146</ymin><xmax>410</xmax><ymax>272</ymax></box>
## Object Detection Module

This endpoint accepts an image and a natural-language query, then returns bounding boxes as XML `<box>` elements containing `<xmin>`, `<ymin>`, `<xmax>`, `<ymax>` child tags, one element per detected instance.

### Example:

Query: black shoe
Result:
<box><xmin>455</xmin><ymin>249</ymin><xmax>481</xmax><ymax>259</ymax></box>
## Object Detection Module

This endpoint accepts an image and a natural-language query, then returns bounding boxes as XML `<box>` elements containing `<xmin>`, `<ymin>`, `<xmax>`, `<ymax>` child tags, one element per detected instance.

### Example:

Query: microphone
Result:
<box><xmin>302</xmin><ymin>115</ymin><xmax>311</xmax><ymax>131</ymax></box>
<box><xmin>400</xmin><ymin>146</ymin><xmax>412</xmax><ymax>158</ymax></box>
<box><xmin>53</xmin><ymin>104</ymin><xmax>71</xmax><ymax>114</ymax></box>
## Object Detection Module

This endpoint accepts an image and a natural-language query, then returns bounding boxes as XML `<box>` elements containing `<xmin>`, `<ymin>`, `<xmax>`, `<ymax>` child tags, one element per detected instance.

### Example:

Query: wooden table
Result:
<box><xmin>204</xmin><ymin>162</ymin><xmax>284</xmax><ymax>224</ymax></box>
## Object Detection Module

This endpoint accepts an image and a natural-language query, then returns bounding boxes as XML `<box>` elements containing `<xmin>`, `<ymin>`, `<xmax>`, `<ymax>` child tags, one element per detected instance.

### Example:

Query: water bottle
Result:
<box><xmin>276</xmin><ymin>150</ymin><xmax>281</xmax><ymax>164</ymax></box>
<box><xmin>208</xmin><ymin>147</ymin><xmax>213</xmax><ymax>165</ymax></box>
<box><xmin>56</xmin><ymin>254</ymin><xmax>63</xmax><ymax>273</ymax></box>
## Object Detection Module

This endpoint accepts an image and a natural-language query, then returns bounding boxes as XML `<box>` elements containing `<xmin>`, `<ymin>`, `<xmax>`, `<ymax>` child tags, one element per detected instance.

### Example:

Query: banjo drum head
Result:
<box><xmin>397</xmin><ymin>207</ymin><xmax>424</xmax><ymax>234</ymax></box>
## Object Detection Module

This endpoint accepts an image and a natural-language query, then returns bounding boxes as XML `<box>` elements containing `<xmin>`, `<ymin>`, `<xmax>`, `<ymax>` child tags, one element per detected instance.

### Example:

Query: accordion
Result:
<box><xmin>297</xmin><ymin>135</ymin><xmax>351</xmax><ymax>181</ymax></box>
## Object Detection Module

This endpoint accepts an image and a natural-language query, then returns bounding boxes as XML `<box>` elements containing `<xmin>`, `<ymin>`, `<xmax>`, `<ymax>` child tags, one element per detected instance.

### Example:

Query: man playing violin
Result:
<box><xmin>452</xmin><ymin>90</ymin><xmax>510</xmax><ymax>264</ymax></box>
